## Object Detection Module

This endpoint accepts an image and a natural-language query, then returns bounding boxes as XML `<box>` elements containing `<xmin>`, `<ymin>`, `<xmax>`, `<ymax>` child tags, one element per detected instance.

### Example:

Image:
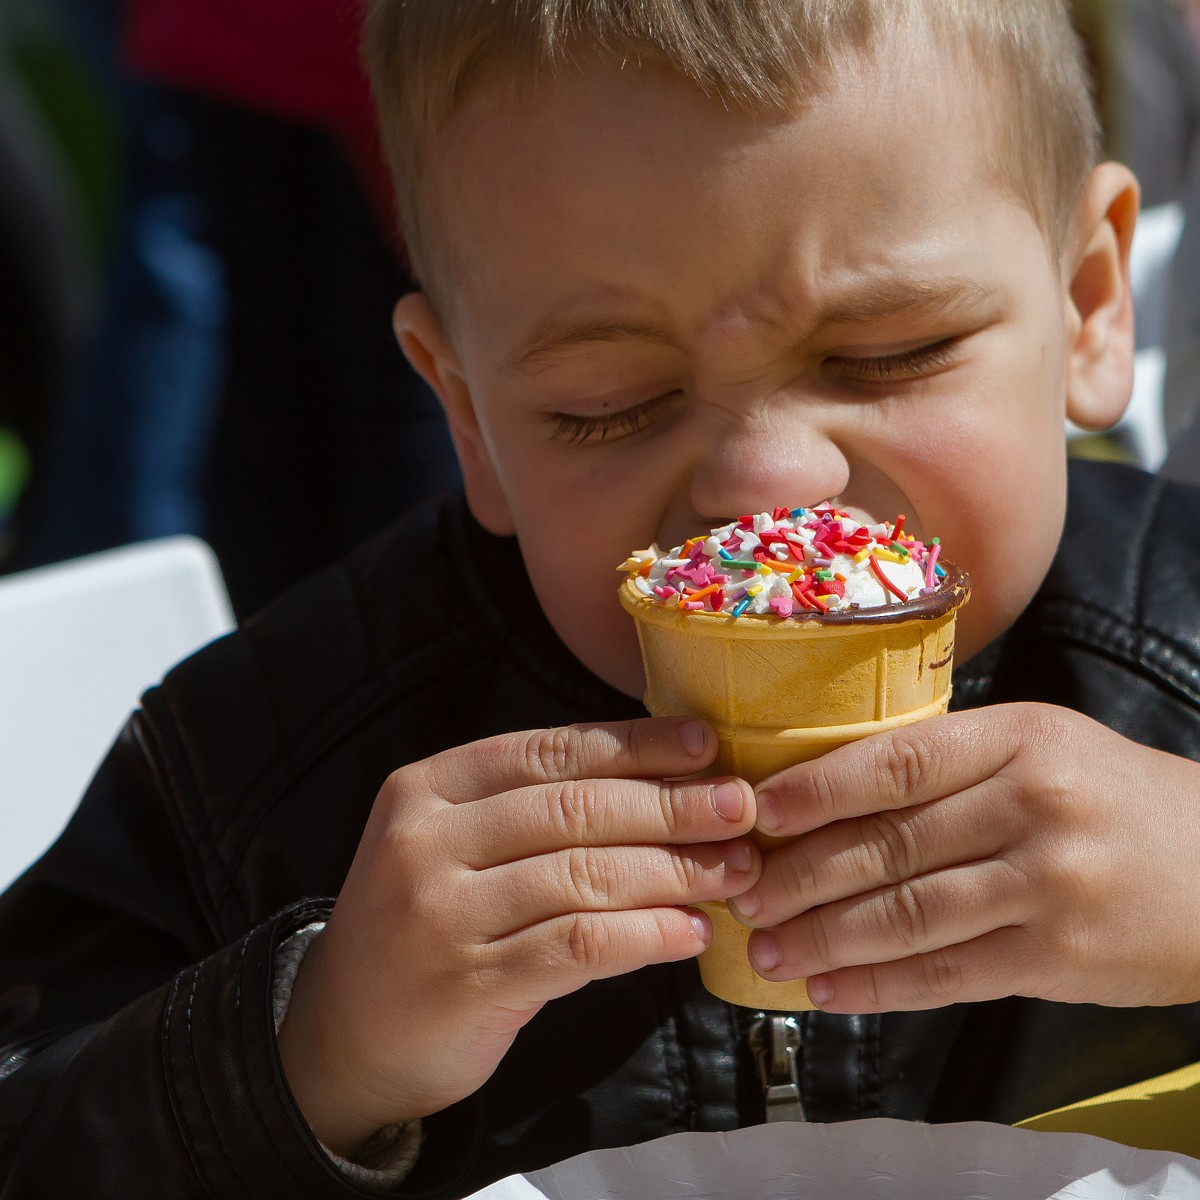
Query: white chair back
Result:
<box><xmin>0</xmin><ymin>537</ymin><xmax>234</xmax><ymax>891</ymax></box>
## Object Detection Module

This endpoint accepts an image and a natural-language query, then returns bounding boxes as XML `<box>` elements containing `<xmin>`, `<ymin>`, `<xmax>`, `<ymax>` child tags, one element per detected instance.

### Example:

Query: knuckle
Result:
<box><xmin>379</xmin><ymin>819</ymin><xmax>421</xmax><ymax>869</ymax></box>
<box><xmin>860</xmin><ymin>965</ymin><xmax>883</xmax><ymax>1009</ymax></box>
<box><xmin>522</xmin><ymin>726</ymin><xmax>575</xmax><ymax>780</ymax></box>
<box><xmin>779</xmin><ymin>840</ymin><xmax>821</xmax><ymax>899</ymax></box>
<box><xmin>805</xmin><ymin>762</ymin><xmax>842</xmax><ymax>824</ymax></box>
<box><xmin>379</xmin><ymin>764</ymin><xmax>408</xmax><ymax>797</ymax></box>
<box><xmin>1018</xmin><ymin>700</ymin><xmax>1072</xmax><ymax>745</ymax></box>
<box><xmin>669</xmin><ymin>849</ymin><xmax>705</xmax><ymax>894</ymax></box>
<box><xmin>876</xmin><ymin>733</ymin><xmax>930</xmax><ymax>800</ymax></box>
<box><xmin>651</xmin><ymin>908</ymin><xmax>684</xmax><ymax>952</ymax></box>
<box><xmin>551</xmin><ymin>779</ymin><xmax>605</xmax><ymax>841</ymax></box>
<box><xmin>919</xmin><ymin>948</ymin><xmax>964</xmax><ymax>1001</ymax></box>
<box><xmin>565</xmin><ymin>912</ymin><xmax>613</xmax><ymax>971</ymax></box>
<box><xmin>1013</xmin><ymin>705</ymin><xmax>1082</xmax><ymax>786</ymax></box>
<box><xmin>881</xmin><ymin>880</ymin><xmax>930</xmax><ymax>950</ymax></box>
<box><xmin>378</xmin><ymin>762</ymin><xmax>425</xmax><ymax>815</ymax></box>
<box><xmin>565</xmin><ymin>846</ymin><xmax>616</xmax><ymax>906</ymax></box>
<box><xmin>655</xmin><ymin>783</ymin><xmax>685</xmax><ymax>837</ymax></box>
<box><xmin>864</xmin><ymin>813</ymin><xmax>921</xmax><ymax>883</ymax></box>
<box><xmin>807</xmin><ymin>910</ymin><xmax>835</xmax><ymax>970</ymax></box>
<box><xmin>379</xmin><ymin>807</ymin><xmax>438</xmax><ymax>870</ymax></box>
<box><xmin>623</xmin><ymin>718</ymin><xmax>655</xmax><ymax>763</ymax></box>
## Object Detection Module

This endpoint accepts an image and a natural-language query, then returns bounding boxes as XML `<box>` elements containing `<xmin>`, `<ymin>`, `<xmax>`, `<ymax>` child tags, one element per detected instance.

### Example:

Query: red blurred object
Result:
<box><xmin>123</xmin><ymin>0</ymin><xmax>394</xmax><ymax>226</ymax></box>
<box><xmin>124</xmin><ymin>0</ymin><xmax>372</xmax><ymax>131</ymax></box>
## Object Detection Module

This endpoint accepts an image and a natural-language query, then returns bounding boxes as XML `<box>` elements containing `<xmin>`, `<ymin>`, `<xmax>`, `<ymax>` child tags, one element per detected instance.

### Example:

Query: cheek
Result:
<box><xmin>879</xmin><ymin>383</ymin><xmax>1068</xmax><ymax>660</ymax></box>
<box><xmin>925</xmin><ymin>444</ymin><xmax>1067</xmax><ymax>662</ymax></box>
<box><xmin>518</xmin><ymin>538</ymin><xmax>649</xmax><ymax>699</ymax></box>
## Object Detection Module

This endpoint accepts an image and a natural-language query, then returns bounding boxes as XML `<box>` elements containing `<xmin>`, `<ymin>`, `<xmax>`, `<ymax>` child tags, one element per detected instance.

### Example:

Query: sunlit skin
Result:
<box><xmin>276</xmin><ymin>32</ymin><xmax>1200</xmax><ymax>1158</ymax></box>
<box><xmin>404</xmin><ymin>46</ymin><xmax>1119</xmax><ymax>696</ymax></box>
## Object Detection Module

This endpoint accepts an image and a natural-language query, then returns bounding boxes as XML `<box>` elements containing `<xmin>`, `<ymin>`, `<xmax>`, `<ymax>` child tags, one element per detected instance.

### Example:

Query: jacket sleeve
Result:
<box><xmin>0</xmin><ymin>721</ymin><xmax>366</xmax><ymax>1197</ymax></box>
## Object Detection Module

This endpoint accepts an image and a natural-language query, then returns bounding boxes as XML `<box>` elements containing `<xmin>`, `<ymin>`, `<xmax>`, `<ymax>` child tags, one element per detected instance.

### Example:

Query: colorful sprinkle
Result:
<box><xmin>924</xmin><ymin>542</ymin><xmax>941</xmax><ymax>590</ymax></box>
<box><xmin>621</xmin><ymin>505</ymin><xmax>952</xmax><ymax>619</ymax></box>
<box><xmin>868</xmin><ymin>554</ymin><xmax>910</xmax><ymax>603</ymax></box>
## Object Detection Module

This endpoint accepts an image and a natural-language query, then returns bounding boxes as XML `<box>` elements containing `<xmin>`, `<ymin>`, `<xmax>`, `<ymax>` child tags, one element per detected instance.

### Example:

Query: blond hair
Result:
<box><xmin>363</xmin><ymin>1</ymin><xmax>1101</xmax><ymax>299</ymax></box>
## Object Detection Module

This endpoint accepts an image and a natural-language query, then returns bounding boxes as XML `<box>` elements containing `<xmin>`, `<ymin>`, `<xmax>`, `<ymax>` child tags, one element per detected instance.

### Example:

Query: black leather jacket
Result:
<box><xmin>2</xmin><ymin>460</ymin><xmax>1200</xmax><ymax>1198</ymax></box>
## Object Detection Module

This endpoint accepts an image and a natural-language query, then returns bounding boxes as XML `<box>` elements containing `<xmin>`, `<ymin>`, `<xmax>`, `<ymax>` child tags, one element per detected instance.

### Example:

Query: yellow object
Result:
<box><xmin>1016</xmin><ymin>1060</ymin><xmax>1200</xmax><ymax>1156</ymax></box>
<box><xmin>618</xmin><ymin>572</ymin><xmax>970</xmax><ymax>1010</ymax></box>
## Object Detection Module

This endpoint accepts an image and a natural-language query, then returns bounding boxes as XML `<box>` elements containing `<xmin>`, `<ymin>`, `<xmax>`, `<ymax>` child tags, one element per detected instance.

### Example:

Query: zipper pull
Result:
<box><xmin>747</xmin><ymin>1013</ymin><xmax>806</xmax><ymax>1122</ymax></box>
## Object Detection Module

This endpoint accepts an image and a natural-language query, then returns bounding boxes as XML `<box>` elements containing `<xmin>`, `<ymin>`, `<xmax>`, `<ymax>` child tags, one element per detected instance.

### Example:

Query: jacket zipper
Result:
<box><xmin>747</xmin><ymin>1012</ymin><xmax>807</xmax><ymax>1121</ymax></box>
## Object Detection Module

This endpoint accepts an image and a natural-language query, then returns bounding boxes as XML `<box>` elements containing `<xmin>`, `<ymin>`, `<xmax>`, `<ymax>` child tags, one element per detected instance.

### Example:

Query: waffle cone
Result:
<box><xmin>619</xmin><ymin>566</ymin><xmax>970</xmax><ymax>1010</ymax></box>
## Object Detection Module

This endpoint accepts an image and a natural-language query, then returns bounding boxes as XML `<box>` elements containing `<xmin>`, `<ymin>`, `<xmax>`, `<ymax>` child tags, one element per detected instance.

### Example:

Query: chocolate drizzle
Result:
<box><xmin>785</xmin><ymin>561</ymin><xmax>972</xmax><ymax>626</ymax></box>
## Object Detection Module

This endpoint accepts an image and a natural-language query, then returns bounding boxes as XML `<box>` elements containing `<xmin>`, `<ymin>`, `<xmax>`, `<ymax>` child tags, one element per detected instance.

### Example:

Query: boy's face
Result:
<box><xmin>398</xmin><ymin>37</ymin><xmax>1134</xmax><ymax>698</ymax></box>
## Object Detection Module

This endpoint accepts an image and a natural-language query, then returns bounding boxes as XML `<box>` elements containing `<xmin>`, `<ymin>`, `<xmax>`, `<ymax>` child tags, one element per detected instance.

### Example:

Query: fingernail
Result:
<box><xmin>725</xmin><ymin>843</ymin><xmax>754</xmax><ymax>874</ymax></box>
<box><xmin>728</xmin><ymin>889</ymin><xmax>760</xmax><ymax>920</ymax></box>
<box><xmin>748</xmin><ymin>932</ymin><xmax>781</xmax><ymax>973</ymax></box>
<box><xmin>679</xmin><ymin>720</ymin><xmax>709</xmax><ymax>757</ymax></box>
<box><xmin>690</xmin><ymin>911</ymin><xmax>712</xmax><ymax>942</ymax></box>
<box><xmin>806</xmin><ymin>975</ymin><xmax>833</xmax><ymax>1006</ymax></box>
<box><xmin>756</xmin><ymin>789</ymin><xmax>781</xmax><ymax>833</ymax></box>
<box><xmin>712</xmin><ymin>781</ymin><xmax>745</xmax><ymax>822</ymax></box>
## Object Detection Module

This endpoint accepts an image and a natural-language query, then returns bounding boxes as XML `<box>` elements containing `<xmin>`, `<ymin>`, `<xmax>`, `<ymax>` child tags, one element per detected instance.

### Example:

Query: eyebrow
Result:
<box><xmin>509</xmin><ymin>318</ymin><xmax>677</xmax><ymax>374</ymax></box>
<box><xmin>810</xmin><ymin>276</ymin><xmax>994</xmax><ymax>327</ymax></box>
<box><xmin>508</xmin><ymin>275</ymin><xmax>995</xmax><ymax>373</ymax></box>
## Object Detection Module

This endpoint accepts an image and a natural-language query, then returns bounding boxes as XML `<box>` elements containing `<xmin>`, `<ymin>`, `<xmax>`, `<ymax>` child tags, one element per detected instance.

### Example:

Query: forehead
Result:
<box><xmin>428</xmin><ymin>35</ymin><xmax>1034</xmax><ymax>354</ymax></box>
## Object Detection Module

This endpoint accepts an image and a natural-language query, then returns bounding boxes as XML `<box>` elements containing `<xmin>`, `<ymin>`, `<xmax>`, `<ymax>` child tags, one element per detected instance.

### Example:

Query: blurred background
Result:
<box><xmin>0</xmin><ymin>0</ymin><xmax>1197</xmax><ymax>620</ymax></box>
<box><xmin>0</xmin><ymin>0</ymin><xmax>461</xmax><ymax>618</ymax></box>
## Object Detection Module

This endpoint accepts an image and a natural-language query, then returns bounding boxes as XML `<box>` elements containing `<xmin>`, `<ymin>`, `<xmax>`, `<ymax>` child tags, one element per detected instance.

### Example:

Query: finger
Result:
<box><xmin>448</xmin><ymin>774</ymin><xmax>755</xmax><ymax>868</ymax></box>
<box><xmin>480</xmin><ymin>906</ymin><xmax>714</xmax><ymax>1006</ymax></box>
<box><xmin>418</xmin><ymin>718</ymin><xmax>718</xmax><ymax>804</ymax></box>
<box><xmin>730</xmin><ymin>786</ymin><xmax>1012</xmax><ymax>926</ymax></box>
<box><xmin>745</xmin><ymin>859</ymin><xmax>1030</xmax><ymax>983</ymax></box>
<box><xmin>753</xmin><ymin>706</ymin><xmax>1035</xmax><ymax>839</ymax></box>
<box><xmin>474</xmin><ymin>839</ymin><xmax>761</xmax><ymax>935</ymax></box>
<box><xmin>794</xmin><ymin>926</ymin><xmax>1044</xmax><ymax>1013</ymax></box>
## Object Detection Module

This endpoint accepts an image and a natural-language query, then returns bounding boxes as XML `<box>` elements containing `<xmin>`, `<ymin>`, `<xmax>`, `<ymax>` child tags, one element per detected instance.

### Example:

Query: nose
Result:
<box><xmin>688</xmin><ymin>406</ymin><xmax>851</xmax><ymax>523</ymax></box>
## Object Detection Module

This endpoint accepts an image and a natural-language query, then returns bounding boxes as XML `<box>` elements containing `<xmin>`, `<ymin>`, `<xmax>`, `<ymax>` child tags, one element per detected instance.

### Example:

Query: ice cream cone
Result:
<box><xmin>619</xmin><ymin>565</ymin><xmax>970</xmax><ymax>1010</ymax></box>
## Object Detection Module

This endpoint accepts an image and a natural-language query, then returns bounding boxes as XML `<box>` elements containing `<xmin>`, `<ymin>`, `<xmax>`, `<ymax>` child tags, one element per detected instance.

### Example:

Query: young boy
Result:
<box><xmin>3</xmin><ymin>0</ymin><xmax>1200</xmax><ymax>1195</ymax></box>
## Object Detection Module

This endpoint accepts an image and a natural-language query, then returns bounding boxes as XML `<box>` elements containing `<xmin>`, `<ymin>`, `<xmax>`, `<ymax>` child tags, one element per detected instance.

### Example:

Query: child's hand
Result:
<box><xmin>726</xmin><ymin>703</ymin><xmax>1200</xmax><ymax>1014</ymax></box>
<box><xmin>277</xmin><ymin>717</ymin><xmax>758</xmax><ymax>1155</ymax></box>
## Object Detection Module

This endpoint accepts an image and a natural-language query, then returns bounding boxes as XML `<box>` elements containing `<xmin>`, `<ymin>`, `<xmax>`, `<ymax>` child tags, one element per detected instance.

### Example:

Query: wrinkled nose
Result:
<box><xmin>688</xmin><ymin>408</ymin><xmax>850</xmax><ymax>523</ymax></box>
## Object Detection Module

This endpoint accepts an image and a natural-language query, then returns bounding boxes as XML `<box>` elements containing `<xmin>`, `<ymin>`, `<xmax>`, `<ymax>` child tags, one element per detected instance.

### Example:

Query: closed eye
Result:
<box><xmin>549</xmin><ymin>392</ymin><xmax>679</xmax><ymax>445</ymax></box>
<box><xmin>829</xmin><ymin>337</ymin><xmax>961</xmax><ymax>384</ymax></box>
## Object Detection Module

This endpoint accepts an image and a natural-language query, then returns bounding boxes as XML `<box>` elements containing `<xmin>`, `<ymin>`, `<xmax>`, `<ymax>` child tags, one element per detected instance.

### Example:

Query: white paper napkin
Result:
<box><xmin>464</xmin><ymin>1119</ymin><xmax>1200</xmax><ymax>1199</ymax></box>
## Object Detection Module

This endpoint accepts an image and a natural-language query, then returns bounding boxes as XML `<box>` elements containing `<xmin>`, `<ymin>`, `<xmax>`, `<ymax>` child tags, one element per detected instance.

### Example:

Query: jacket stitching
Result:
<box><xmin>662</xmin><ymin>1008</ymin><xmax>688</xmax><ymax>1128</ymax></box>
<box><xmin>162</xmin><ymin>971</ymin><xmax>208</xmax><ymax>1190</ymax></box>
<box><xmin>183</xmin><ymin>960</ymin><xmax>251</xmax><ymax>1196</ymax></box>
<box><xmin>800</xmin><ymin>1011</ymin><xmax>813</xmax><ymax>1118</ymax></box>
<box><xmin>137</xmin><ymin>708</ymin><xmax>250</xmax><ymax>937</ymax></box>
<box><xmin>231</xmin><ymin>931</ymin><xmax>330</xmax><ymax>1199</ymax></box>
<box><xmin>1033</xmin><ymin>599</ymin><xmax>1200</xmax><ymax>706</ymax></box>
<box><xmin>723</xmin><ymin>1003</ymin><xmax>742</xmax><ymax>1125</ymax></box>
<box><xmin>864</xmin><ymin>1013</ymin><xmax>882</xmax><ymax>1118</ymax></box>
<box><xmin>661</xmin><ymin>967</ymin><xmax>697</xmax><ymax>1129</ymax></box>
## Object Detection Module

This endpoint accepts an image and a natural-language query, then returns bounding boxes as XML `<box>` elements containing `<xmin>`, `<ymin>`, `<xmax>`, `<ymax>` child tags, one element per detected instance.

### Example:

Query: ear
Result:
<box><xmin>1064</xmin><ymin>162</ymin><xmax>1140</xmax><ymax>431</ymax></box>
<box><xmin>392</xmin><ymin>293</ymin><xmax>515</xmax><ymax>535</ymax></box>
